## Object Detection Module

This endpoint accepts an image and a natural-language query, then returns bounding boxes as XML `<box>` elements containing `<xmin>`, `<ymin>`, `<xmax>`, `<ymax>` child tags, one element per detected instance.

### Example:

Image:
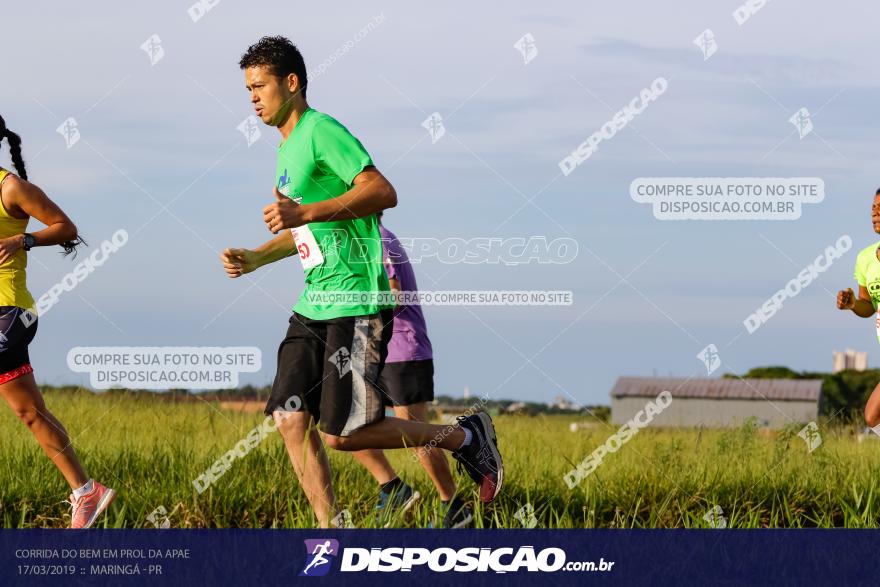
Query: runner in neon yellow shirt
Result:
<box><xmin>838</xmin><ymin>187</ymin><xmax>880</xmax><ymax>429</ymax></box>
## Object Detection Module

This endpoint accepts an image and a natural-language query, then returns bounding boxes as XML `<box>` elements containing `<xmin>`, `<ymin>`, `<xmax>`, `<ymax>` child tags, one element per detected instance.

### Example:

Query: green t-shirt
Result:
<box><xmin>854</xmin><ymin>241</ymin><xmax>880</xmax><ymax>309</ymax></box>
<box><xmin>275</xmin><ymin>108</ymin><xmax>392</xmax><ymax>320</ymax></box>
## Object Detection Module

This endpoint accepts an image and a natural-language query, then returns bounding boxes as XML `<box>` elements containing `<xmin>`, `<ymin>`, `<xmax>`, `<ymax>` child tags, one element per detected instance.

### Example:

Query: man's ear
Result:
<box><xmin>288</xmin><ymin>73</ymin><xmax>301</xmax><ymax>94</ymax></box>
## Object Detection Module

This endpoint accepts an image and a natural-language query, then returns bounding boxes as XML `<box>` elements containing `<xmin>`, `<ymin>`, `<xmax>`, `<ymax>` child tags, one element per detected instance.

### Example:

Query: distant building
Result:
<box><xmin>463</xmin><ymin>387</ymin><xmax>471</xmax><ymax>400</ymax></box>
<box><xmin>610</xmin><ymin>377</ymin><xmax>822</xmax><ymax>429</ymax></box>
<box><xmin>833</xmin><ymin>349</ymin><xmax>868</xmax><ymax>373</ymax></box>
<box><xmin>551</xmin><ymin>395</ymin><xmax>580</xmax><ymax>411</ymax></box>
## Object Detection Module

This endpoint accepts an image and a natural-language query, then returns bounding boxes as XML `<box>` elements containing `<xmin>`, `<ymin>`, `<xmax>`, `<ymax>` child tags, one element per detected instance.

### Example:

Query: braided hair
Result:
<box><xmin>0</xmin><ymin>115</ymin><xmax>86</xmax><ymax>257</ymax></box>
<box><xmin>0</xmin><ymin>115</ymin><xmax>27</xmax><ymax>180</ymax></box>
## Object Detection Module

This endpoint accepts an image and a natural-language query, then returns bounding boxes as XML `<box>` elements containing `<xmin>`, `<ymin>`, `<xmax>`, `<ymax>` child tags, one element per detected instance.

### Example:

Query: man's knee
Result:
<box><xmin>322</xmin><ymin>433</ymin><xmax>356</xmax><ymax>451</ymax></box>
<box><xmin>273</xmin><ymin>410</ymin><xmax>311</xmax><ymax>439</ymax></box>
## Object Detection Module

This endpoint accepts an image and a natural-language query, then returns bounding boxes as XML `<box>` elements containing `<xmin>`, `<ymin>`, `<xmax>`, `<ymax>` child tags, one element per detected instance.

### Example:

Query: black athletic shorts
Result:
<box><xmin>266</xmin><ymin>309</ymin><xmax>394</xmax><ymax>437</ymax></box>
<box><xmin>379</xmin><ymin>359</ymin><xmax>434</xmax><ymax>407</ymax></box>
<box><xmin>0</xmin><ymin>306</ymin><xmax>37</xmax><ymax>381</ymax></box>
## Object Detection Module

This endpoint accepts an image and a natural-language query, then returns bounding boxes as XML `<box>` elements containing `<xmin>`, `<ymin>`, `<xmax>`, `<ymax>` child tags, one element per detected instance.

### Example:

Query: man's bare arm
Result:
<box><xmin>838</xmin><ymin>285</ymin><xmax>876</xmax><ymax>318</ymax></box>
<box><xmin>220</xmin><ymin>231</ymin><xmax>295</xmax><ymax>278</ymax></box>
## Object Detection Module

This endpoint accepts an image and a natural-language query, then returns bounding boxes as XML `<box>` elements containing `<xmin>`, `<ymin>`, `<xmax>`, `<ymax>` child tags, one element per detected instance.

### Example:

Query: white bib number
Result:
<box><xmin>291</xmin><ymin>225</ymin><xmax>324</xmax><ymax>270</ymax></box>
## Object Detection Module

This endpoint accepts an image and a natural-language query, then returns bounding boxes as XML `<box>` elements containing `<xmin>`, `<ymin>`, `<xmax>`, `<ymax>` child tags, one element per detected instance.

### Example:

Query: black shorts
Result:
<box><xmin>379</xmin><ymin>359</ymin><xmax>434</xmax><ymax>407</ymax></box>
<box><xmin>0</xmin><ymin>306</ymin><xmax>37</xmax><ymax>381</ymax></box>
<box><xmin>266</xmin><ymin>309</ymin><xmax>394</xmax><ymax>437</ymax></box>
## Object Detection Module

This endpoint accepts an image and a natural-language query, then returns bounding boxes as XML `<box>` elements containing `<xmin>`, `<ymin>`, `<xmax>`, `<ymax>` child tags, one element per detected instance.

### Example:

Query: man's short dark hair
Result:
<box><xmin>239</xmin><ymin>36</ymin><xmax>308</xmax><ymax>99</ymax></box>
<box><xmin>876</xmin><ymin>187</ymin><xmax>880</xmax><ymax>195</ymax></box>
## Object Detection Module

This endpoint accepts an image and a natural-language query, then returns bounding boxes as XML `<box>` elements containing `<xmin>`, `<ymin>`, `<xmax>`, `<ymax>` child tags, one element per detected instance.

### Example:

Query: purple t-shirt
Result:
<box><xmin>380</xmin><ymin>225</ymin><xmax>433</xmax><ymax>363</ymax></box>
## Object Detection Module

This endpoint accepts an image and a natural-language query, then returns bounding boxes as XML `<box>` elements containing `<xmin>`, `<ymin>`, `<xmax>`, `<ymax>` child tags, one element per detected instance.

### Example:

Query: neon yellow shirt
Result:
<box><xmin>854</xmin><ymin>241</ymin><xmax>880</xmax><ymax>308</ymax></box>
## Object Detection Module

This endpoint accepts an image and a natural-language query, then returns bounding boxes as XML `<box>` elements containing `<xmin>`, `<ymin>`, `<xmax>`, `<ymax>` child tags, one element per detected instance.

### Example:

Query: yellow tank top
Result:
<box><xmin>0</xmin><ymin>168</ymin><xmax>35</xmax><ymax>311</ymax></box>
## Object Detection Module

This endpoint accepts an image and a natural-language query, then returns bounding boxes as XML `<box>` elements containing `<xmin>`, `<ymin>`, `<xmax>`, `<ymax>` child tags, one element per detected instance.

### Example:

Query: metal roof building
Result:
<box><xmin>610</xmin><ymin>377</ymin><xmax>823</xmax><ymax>428</ymax></box>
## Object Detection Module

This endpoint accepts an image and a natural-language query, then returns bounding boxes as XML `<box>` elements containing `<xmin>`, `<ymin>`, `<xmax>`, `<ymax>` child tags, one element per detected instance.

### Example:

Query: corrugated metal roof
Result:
<box><xmin>610</xmin><ymin>377</ymin><xmax>822</xmax><ymax>402</ymax></box>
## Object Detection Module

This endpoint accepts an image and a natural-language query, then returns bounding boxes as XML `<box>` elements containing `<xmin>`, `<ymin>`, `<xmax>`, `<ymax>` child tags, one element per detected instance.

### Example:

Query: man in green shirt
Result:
<box><xmin>220</xmin><ymin>36</ymin><xmax>503</xmax><ymax>528</ymax></box>
<box><xmin>838</xmin><ymin>187</ymin><xmax>880</xmax><ymax>430</ymax></box>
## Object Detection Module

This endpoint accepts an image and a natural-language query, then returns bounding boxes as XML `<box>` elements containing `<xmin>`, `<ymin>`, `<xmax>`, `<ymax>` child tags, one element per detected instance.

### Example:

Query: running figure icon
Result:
<box><xmin>302</xmin><ymin>541</ymin><xmax>335</xmax><ymax>575</ymax></box>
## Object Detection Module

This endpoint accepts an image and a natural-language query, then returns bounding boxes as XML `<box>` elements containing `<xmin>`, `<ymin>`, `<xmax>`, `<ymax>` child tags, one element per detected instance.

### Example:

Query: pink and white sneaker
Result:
<box><xmin>69</xmin><ymin>481</ymin><xmax>116</xmax><ymax>529</ymax></box>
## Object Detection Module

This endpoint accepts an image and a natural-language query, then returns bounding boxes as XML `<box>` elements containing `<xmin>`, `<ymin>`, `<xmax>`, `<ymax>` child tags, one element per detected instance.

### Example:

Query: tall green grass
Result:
<box><xmin>2</xmin><ymin>390</ymin><xmax>879</xmax><ymax>528</ymax></box>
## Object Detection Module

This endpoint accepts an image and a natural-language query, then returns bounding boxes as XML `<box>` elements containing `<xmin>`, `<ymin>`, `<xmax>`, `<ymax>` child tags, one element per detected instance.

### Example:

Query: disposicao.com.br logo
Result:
<box><xmin>299</xmin><ymin>540</ymin><xmax>614</xmax><ymax>575</ymax></box>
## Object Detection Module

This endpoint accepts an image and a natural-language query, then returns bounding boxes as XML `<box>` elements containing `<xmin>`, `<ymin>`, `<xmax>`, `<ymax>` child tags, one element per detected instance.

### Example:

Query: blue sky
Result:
<box><xmin>2</xmin><ymin>1</ymin><xmax>880</xmax><ymax>406</ymax></box>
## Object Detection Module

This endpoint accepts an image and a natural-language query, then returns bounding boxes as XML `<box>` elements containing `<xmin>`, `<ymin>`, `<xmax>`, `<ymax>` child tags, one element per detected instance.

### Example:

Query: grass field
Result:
<box><xmin>3</xmin><ymin>389</ymin><xmax>880</xmax><ymax>528</ymax></box>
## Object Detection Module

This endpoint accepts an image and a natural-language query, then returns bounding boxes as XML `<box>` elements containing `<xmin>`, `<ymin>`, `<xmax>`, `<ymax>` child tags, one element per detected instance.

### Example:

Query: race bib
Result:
<box><xmin>291</xmin><ymin>225</ymin><xmax>324</xmax><ymax>270</ymax></box>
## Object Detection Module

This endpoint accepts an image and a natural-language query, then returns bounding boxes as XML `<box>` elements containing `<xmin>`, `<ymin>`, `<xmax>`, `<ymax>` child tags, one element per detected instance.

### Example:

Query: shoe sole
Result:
<box><xmin>448</xmin><ymin>511</ymin><xmax>474</xmax><ymax>529</ymax></box>
<box><xmin>382</xmin><ymin>490</ymin><xmax>421</xmax><ymax>528</ymax></box>
<box><xmin>81</xmin><ymin>489</ymin><xmax>117</xmax><ymax>529</ymax></box>
<box><xmin>475</xmin><ymin>412</ymin><xmax>503</xmax><ymax>502</ymax></box>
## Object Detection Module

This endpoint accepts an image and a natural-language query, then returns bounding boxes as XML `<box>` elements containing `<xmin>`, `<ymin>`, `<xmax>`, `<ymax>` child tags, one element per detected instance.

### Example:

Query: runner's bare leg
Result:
<box><xmin>322</xmin><ymin>417</ymin><xmax>466</xmax><ymax>452</ymax></box>
<box><xmin>0</xmin><ymin>372</ymin><xmax>88</xmax><ymax>489</ymax></box>
<box><xmin>394</xmin><ymin>403</ymin><xmax>456</xmax><ymax>500</ymax></box>
<box><xmin>274</xmin><ymin>410</ymin><xmax>336</xmax><ymax>527</ymax></box>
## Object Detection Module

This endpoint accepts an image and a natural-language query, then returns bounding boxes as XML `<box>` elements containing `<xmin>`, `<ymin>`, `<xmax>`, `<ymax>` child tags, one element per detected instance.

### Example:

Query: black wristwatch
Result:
<box><xmin>22</xmin><ymin>234</ymin><xmax>35</xmax><ymax>251</ymax></box>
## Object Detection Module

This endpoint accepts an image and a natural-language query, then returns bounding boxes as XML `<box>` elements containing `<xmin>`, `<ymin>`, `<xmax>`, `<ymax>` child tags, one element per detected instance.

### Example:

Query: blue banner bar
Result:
<box><xmin>1</xmin><ymin>529</ymin><xmax>873</xmax><ymax>585</ymax></box>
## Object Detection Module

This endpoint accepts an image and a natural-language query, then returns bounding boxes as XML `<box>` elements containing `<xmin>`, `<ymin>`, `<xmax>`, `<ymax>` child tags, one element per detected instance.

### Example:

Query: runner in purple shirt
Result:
<box><xmin>380</xmin><ymin>222</ymin><xmax>433</xmax><ymax>363</ymax></box>
<box><xmin>351</xmin><ymin>212</ymin><xmax>472</xmax><ymax>528</ymax></box>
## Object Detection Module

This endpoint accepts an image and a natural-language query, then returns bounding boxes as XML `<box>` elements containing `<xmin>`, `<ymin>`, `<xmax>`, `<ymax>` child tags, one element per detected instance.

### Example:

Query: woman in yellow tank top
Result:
<box><xmin>0</xmin><ymin>116</ymin><xmax>115</xmax><ymax>528</ymax></box>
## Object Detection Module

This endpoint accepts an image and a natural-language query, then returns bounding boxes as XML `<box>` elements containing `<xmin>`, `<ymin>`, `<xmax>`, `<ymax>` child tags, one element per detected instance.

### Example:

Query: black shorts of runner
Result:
<box><xmin>379</xmin><ymin>359</ymin><xmax>434</xmax><ymax>407</ymax></box>
<box><xmin>266</xmin><ymin>309</ymin><xmax>394</xmax><ymax>437</ymax></box>
<box><xmin>0</xmin><ymin>306</ymin><xmax>37</xmax><ymax>382</ymax></box>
